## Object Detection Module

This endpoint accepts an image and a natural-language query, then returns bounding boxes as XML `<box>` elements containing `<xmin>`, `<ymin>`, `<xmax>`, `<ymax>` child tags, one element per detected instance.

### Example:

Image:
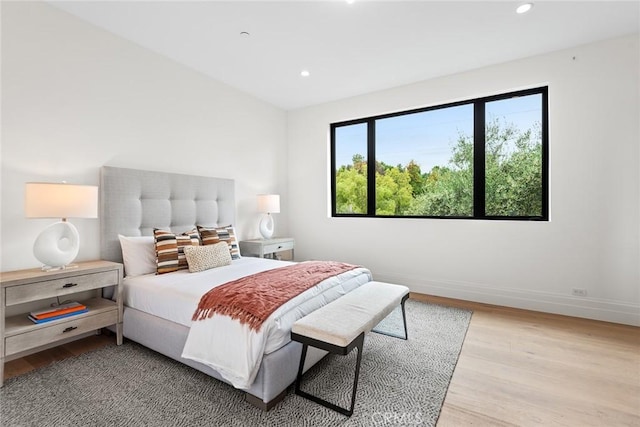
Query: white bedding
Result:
<box><xmin>122</xmin><ymin>257</ymin><xmax>372</xmax><ymax>389</ymax></box>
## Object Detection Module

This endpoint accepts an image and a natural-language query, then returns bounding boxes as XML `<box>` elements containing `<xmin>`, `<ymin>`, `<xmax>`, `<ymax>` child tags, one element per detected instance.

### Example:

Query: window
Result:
<box><xmin>331</xmin><ymin>87</ymin><xmax>548</xmax><ymax>220</ymax></box>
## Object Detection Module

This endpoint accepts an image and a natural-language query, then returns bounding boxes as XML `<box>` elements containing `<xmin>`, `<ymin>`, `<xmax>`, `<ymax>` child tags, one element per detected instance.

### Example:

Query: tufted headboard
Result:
<box><xmin>100</xmin><ymin>166</ymin><xmax>235</xmax><ymax>263</ymax></box>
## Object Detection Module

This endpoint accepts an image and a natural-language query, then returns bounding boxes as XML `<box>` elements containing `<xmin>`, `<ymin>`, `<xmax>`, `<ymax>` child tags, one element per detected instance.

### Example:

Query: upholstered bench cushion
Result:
<box><xmin>291</xmin><ymin>281</ymin><xmax>409</xmax><ymax>348</ymax></box>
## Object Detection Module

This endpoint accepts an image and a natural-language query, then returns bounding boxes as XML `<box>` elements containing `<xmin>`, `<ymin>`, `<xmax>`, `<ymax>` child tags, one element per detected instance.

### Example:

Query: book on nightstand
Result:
<box><xmin>28</xmin><ymin>302</ymin><xmax>88</xmax><ymax>323</ymax></box>
<box><xmin>28</xmin><ymin>309</ymin><xmax>89</xmax><ymax>324</ymax></box>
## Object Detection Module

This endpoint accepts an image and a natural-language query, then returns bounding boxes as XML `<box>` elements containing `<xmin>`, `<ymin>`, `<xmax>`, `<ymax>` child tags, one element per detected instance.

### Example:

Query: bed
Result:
<box><xmin>99</xmin><ymin>166</ymin><xmax>372</xmax><ymax>409</ymax></box>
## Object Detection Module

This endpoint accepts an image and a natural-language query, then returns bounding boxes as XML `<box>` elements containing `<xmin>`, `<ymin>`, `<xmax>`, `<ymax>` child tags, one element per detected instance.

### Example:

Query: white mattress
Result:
<box><xmin>122</xmin><ymin>257</ymin><xmax>372</xmax><ymax>365</ymax></box>
<box><xmin>122</xmin><ymin>257</ymin><xmax>292</xmax><ymax>329</ymax></box>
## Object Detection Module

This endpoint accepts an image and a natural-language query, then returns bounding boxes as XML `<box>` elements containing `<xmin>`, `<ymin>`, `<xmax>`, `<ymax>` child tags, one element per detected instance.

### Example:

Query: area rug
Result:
<box><xmin>1</xmin><ymin>300</ymin><xmax>471</xmax><ymax>426</ymax></box>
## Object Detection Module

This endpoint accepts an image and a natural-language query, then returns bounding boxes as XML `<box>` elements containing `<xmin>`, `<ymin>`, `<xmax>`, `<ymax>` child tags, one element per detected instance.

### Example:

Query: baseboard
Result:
<box><xmin>374</xmin><ymin>272</ymin><xmax>640</xmax><ymax>327</ymax></box>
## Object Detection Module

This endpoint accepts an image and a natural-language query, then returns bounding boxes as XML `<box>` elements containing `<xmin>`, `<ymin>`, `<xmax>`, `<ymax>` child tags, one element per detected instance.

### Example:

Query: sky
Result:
<box><xmin>335</xmin><ymin>93</ymin><xmax>542</xmax><ymax>172</ymax></box>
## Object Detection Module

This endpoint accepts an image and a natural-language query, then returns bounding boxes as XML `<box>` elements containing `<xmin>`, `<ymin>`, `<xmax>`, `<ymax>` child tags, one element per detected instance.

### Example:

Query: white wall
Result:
<box><xmin>287</xmin><ymin>34</ymin><xmax>640</xmax><ymax>326</ymax></box>
<box><xmin>1</xmin><ymin>2</ymin><xmax>288</xmax><ymax>271</ymax></box>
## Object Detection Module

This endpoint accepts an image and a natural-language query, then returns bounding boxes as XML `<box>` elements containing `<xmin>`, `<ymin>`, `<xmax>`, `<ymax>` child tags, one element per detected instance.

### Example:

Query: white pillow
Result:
<box><xmin>118</xmin><ymin>235</ymin><xmax>156</xmax><ymax>277</ymax></box>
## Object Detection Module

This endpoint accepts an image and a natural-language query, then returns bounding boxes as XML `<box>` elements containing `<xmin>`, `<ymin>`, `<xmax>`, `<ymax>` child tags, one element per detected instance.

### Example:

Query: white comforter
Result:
<box><xmin>122</xmin><ymin>257</ymin><xmax>372</xmax><ymax>389</ymax></box>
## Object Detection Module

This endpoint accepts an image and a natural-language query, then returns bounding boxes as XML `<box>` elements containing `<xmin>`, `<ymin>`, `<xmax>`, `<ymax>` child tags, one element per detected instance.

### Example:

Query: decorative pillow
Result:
<box><xmin>197</xmin><ymin>225</ymin><xmax>241</xmax><ymax>260</ymax></box>
<box><xmin>118</xmin><ymin>235</ymin><xmax>156</xmax><ymax>277</ymax></box>
<box><xmin>153</xmin><ymin>228</ymin><xmax>200</xmax><ymax>274</ymax></box>
<box><xmin>183</xmin><ymin>242</ymin><xmax>232</xmax><ymax>273</ymax></box>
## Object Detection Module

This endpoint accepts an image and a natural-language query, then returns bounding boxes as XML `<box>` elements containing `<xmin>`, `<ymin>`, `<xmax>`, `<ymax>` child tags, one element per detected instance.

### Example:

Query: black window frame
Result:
<box><xmin>330</xmin><ymin>86</ymin><xmax>549</xmax><ymax>221</ymax></box>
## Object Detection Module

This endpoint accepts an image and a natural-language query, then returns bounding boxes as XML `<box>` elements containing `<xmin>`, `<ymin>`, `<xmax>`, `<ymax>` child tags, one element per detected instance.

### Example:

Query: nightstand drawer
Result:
<box><xmin>5</xmin><ymin>310</ymin><xmax>117</xmax><ymax>356</ymax></box>
<box><xmin>5</xmin><ymin>270</ymin><xmax>118</xmax><ymax>306</ymax></box>
<box><xmin>263</xmin><ymin>240</ymin><xmax>294</xmax><ymax>254</ymax></box>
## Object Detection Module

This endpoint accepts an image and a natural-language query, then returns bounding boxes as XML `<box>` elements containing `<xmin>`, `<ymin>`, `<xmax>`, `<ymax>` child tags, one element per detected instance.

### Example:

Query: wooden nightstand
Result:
<box><xmin>0</xmin><ymin>260</ymin><xmax>123</xmax><ymax>386</ymax></box>
<box><xmin>239</xmin><ymin>238</ymin><xmax>295</xmax><ymax>260</ymax></box>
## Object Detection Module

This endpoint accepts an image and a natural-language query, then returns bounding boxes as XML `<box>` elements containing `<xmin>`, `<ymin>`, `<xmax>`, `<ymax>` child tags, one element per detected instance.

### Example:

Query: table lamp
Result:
<box><xmin>25</xmin><ymin>182</ymin><xmax>98</xmax><ymax>271</ymax></box>
<box><xmin>257</xmin><ymin>194</ymin><xmax>280</xmax><ymax>239</ymax></box>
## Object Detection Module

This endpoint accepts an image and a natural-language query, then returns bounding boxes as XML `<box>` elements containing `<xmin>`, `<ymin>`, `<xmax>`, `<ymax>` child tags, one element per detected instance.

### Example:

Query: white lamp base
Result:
<box><xmin>259</xmin><ymin>213</ymin><xmax>275</xmax><ymax>239</ymax></box>
<box><xmin>33</xmin><ymin>221</ymin><xmax>80</xmax><ymax>270</ymax></box>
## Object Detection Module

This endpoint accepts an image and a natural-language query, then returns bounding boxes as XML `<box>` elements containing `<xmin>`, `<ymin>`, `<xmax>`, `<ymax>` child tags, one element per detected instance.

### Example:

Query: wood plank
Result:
<box><xmin>3</xmin><ymin>335</ymin><xmax>112</xmax><ymax>380</ymax></box>
<box><xmin>416</xmin><ymin>294</ymin><xmax>640</xmax><ymax>426</ymax></box>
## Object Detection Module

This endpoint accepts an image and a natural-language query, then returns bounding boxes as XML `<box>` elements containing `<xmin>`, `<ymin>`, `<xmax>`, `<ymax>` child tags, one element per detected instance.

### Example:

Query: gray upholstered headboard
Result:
<box><xmin>100</xmin><ymin>166</ymin><xmax>235</xmax><ymax>263</ymax></box>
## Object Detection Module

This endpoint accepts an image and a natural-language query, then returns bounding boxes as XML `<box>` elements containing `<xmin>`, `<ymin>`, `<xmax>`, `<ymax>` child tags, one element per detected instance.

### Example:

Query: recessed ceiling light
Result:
<box><xmin>516</xmin><ymin>3</ymin><xmax>533</xmax><ymax>14</ymax></box>
<box><xmin>346</xmin><ymin>0</ymin><xmax>355</xmax><ymax>4</ymax></box>
<box><xmin>300</xmin><ymin>70</ymin><xmax>310</xmax><ymax>77</ymax></box>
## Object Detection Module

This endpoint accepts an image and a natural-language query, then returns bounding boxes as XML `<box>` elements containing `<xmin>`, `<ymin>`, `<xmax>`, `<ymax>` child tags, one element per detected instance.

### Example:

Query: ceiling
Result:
<box><xmin>50</xmin><ymin>1</ymin><xmax>639</xmax><ymax>110</ymax></box>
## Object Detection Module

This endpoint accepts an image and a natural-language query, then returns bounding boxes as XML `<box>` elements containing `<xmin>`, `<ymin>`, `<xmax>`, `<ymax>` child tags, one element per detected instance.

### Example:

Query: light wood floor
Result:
<box><xmin>4</xmin><ymin>295</ymin><xmax>639</xmax><ymax>426</ymax></box>
<box><xmin>411</xmin><ymin>294</ymin><xmax>640</xmax><ymax>426</ymax></box>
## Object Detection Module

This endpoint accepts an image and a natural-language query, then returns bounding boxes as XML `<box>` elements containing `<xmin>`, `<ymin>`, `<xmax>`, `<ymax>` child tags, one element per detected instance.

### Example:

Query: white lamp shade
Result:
<box><xmin>25</xmin><ymin>183</ymin><xmax>98</xmax><ymax>219</ymax></box>
<box><xmin>257</xmin><ymin>194</ymin><xmax>280</xmax><ymax>214</ymax></box>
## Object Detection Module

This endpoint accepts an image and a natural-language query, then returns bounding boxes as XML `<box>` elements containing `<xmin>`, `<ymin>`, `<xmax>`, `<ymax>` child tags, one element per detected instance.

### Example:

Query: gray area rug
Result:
<box><xmin>1</xmin><ymin>300</ymin><xmax>471</xmax><ymax>426</ymax></box>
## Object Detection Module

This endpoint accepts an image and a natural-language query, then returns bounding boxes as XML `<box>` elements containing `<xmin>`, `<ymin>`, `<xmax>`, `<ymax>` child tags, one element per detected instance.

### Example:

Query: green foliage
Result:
<box><xmin>375</xmin><ymin>166</ymin><xmax>413</xmax><ymax>215</ymax></box>
<box><xmin>484</xmin><ymin>122</ymin><xmax>542</xmax><ymax>216</ymax></box>
<box><xmin>335</xmin><ymin>119</ymin><xmax>542</xmax><ymax>217</ymax></box>
<box><xmin>336</xmin><ymin>163</ymin><xmax>367</xmax><ymax>214</ymax></box>
<box><xmin>406</xmin><ymin>160</ymin><xmax>425</xmax><ymax>196</ymax></box>
<box><xmin>406</xmin><ymin>164</ymin><xmax>473</xmax><ymax>216</ymax></box>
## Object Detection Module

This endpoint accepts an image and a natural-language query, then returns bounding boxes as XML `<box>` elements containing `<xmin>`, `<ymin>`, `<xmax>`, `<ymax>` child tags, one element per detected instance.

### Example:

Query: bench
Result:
<box><xmin>290</xmin><ymin>281</ymin><xmax>410</xmax><ymax>416</ymax></box>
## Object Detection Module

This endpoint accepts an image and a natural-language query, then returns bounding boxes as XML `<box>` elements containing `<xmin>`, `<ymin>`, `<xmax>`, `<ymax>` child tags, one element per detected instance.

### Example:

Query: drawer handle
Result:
<box><xmin>63</xmin><ymin>283</ymin><xmax>78</xmax><ymax>288</ymax></box>
<box><xmin>63</xmin><ymin>326</ymin><xmax>78</xmax><ymax>333</ymax></box>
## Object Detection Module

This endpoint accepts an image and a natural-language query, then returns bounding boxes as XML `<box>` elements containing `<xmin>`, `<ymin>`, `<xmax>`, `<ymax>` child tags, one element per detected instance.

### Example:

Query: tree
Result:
<box><xmin>407</xmin><ymin>119</ymin><xmax>541</xmax><ymax>216</ymax></box>
<box><xmin>375</xmin><ymin>167</ymin><xmax>413</xmax><ymax>215</ymax></box>
<box><xmin>406</xmin><ymin>165</ymin><xmax>472</xmax><ymax>216</ymax></box>
<box><xmin>406</xmin><ymin>128</ymin><xmax>474</xmax><ymax>216</ymax></box>
<box><xmin>406</xmin><ymin>160</ymin><xmax>425</xmax><ymax>196</ymax></box>
<box><xmin>336</xmin><ymin>163</ymin><xmax>367</xmax><ymax>213</ymax></box>
<box><xmin>334</xmin><ymin>118</ymin><xmax>542</xmax><ymax>217</ymax></box>
<box><xmin>484</xmin><ymin>122</ymin><xmax>542</xmax><ymax>216</ymax></box>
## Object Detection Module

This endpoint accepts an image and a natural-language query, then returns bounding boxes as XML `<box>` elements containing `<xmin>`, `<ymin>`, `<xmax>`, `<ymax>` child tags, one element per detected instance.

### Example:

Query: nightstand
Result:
<box><xmin>0</xmin><ymin>260</ymin><xmax>123</xmax><ymax>386</ymax></box>
<box><xmin>239</xmin><ymin>238</ymin><xmax>295</xmax><ymax>260</ymax></box>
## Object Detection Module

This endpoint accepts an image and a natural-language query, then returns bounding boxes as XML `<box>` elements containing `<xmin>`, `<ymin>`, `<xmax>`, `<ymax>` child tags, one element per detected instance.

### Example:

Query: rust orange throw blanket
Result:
<box><xmin>192</xmin><ymin>261</ymin><xmax>359</xmax><ymax>331</ymax></box>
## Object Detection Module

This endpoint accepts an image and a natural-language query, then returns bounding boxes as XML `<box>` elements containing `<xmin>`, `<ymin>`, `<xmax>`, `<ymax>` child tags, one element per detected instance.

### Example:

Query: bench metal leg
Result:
<box><xmin>295</xmin><ymin>332</ymin><xmax>365</xmax><ymax>417</ymax></box>
<box><xmin>372</xmin><ymin>294</ymin><xmax>409</xmax><ymax>340</ymax></box>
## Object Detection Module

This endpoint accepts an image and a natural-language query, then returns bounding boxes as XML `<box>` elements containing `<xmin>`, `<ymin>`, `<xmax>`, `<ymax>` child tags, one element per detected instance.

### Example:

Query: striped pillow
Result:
<box><xmin>196</xmin><ymin>225</ymin><xmax>241</xmax><ymax>260</ymax></box>
<box><xmin>153</xmin><ymin>228</ymin><xmax>200</xmax><ymax>274</ymax></box>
